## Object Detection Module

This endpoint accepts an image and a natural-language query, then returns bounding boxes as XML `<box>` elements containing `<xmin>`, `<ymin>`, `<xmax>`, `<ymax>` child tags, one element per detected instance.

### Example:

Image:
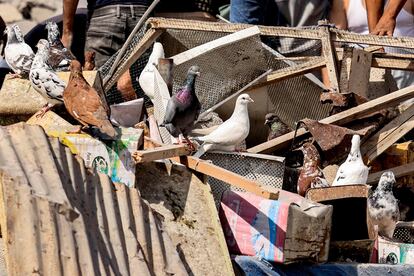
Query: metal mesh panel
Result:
<box><xmin>202</xmin><ymin>152</ymin><xmax>285</xmax><ymax>208</ymax></box>
<box><xmin>171</xmin><ymin>35</ymin><xmax>268</xmax><ymax>111</ymax></box>
<box><xmin>393</xmin><ymin>224</ymin><xmax>414</xmax><ymax>244</ymax></box>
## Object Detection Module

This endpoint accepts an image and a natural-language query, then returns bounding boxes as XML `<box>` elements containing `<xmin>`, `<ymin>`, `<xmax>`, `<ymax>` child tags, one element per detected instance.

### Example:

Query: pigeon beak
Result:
<box><xmin>264</xmin><ymin>119</ymin><xmax>269</xmax><ymax>125</ymax></box>
<box><xmin>195</xmin><ymin>71</ymin><xmax>201</xmax><ymax>76</ymax></box>
<box><xmin>248</xmin><ymin>97</ymin><xmax>254</xmax><ymax>103</ymax></box>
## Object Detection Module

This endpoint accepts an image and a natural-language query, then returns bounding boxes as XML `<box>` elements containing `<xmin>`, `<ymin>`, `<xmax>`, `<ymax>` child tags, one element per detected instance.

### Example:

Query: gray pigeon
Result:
<box><xmin>264</xmin><ymin>113</ymin><xmax>292</xmax><ymax>141</ymax></box>
<box><xmin>161</xmin><ymin>65</ymin><xmax>201</xmax><ymax>149</ymax></box>
<box><xmin>4</xmin><ymin>24</ymin><xmax>34</xmax><ymax>78</ymax></box>
<box><xmin>368</xmin><ymin>171</ymin><xmax>400</xmax><ymax>238</ymax></box>
<box><xmin>45</xmin><ymin>21</ymin><xmax>75</xmax><ymax>71</ymax></box>
<box><xmin>193</xmin><ymin>93</ymin><xmax>254</xmax><ymax>158</ymax></box>
<box><xmin>29</xmin><ymin>39</ymin><xmax>66</xmax><ymax>117</ymax></box>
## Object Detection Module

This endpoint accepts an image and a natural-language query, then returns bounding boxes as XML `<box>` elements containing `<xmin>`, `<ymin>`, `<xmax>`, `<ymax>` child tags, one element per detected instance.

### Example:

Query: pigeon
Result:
<box><xmin>83</xmin><ymin>51</ymin><xmax>95</xmax><ymax>70</ymax></box>
<box><xmin>138</xmin><ymin>42</ymin><xmax>165</xmax><ymax>99</ymax></box>
<box><xmin>29</xmin><ymin>39</ymin><xmax>66</xmax><ymax>117</ymax></box>
<box><xmin>264</xmin><ymin>113</ymin><xmax>292</xmax><ymax>141</ymax></box>
<box><xmin>63</xmin><ymin>60</ymin><xmax>116</xmax><ymax>139</ymax></box>
<box><xmin>332</xmin><ymin>135</ymin><xmax>369</xmax><ymax>186</ymax></box>
<box><xmin>160</xmin><ymin>65</ymin><xmax>201</xmax><ymax>149</ymax></box>
<box><xmin>368</xmin><ymin>171</ymin><xmax>400</xmax><ymax>238</ymax></box>
<box><xmin>297</xmin><ymin>142</ymin><xmax>329</xmax><ymax>196</ymax></box>
<box><xmin>45</xmin><ymin>21</ymin><xmax>75</xmax><ymax>71</ymax></box>
<box><xmin>4</xmin><ymin>24</ymin><xmax>34</xmax><ymax>78</ymax></box>
<box><xmin>193</xmin><ymin>93</ymin><xmax>254</xmax><ymax>158</ymax></box>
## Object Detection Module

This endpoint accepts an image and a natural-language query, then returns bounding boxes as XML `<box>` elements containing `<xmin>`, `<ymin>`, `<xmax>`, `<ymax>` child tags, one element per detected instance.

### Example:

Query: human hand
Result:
<box><xmin>371</xmin><ymin>15</ymin><xmax>396</xmax><ymax>36</ymax></box>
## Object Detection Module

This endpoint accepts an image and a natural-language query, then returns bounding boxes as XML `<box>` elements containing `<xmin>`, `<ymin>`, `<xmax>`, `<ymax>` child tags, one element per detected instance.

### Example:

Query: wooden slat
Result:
<box><xmin>320</xmin><ymin>27</ymin><xmax>340</xmax><ymax>92</ymax></box>
<box><xmin>367</xmin><ymin>162</ymin><xmax>414</xmax><ymax>185</ymax></box>
<box><xmin>248</xmin><ymin>85</ymin><xmax>414</xmax><ymax>154</ymax></box>
<box><xmin>133</xmin><ymin>144</ymin><xmax>190</xmax><ymax>163</ymax></box>
<box><xmin>372</xmin><ymin>57</ymin><xmax>414</xmax><ymax>71</ymax></box>
<box><xmin>249</xmin><ymin>58</ymin><xmax>326</xmax><ymax>90</ymax></box>
<box><xmin>172</xmin><ymin>26</ymin><xmax>260</xmax><ymax>66</ymax></box>
<box><xmin>176</xmin><ymin>156</ymin><xmax>279</xmax><ymax>200</ymax></box>
<box><xmin>361</xmin><ymin>103</ymin><xmax>414</xmax><ymax>164</ymax></box>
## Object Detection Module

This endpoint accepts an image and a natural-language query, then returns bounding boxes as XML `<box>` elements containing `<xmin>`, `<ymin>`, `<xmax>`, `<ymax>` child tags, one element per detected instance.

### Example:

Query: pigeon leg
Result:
<box><xmin>36</xmin><ymin>103</ymin><xmax>54</xmax><ymax>118</ymax></box>
<box><xmin>183</xmin><ymin>136</ymin><xmax>196</xmax><ymax>152</ymax></box>
<box><xmin>7</xmin><ymin>72</ymin><xmax>22</xmax><ymax>79</ymax></box>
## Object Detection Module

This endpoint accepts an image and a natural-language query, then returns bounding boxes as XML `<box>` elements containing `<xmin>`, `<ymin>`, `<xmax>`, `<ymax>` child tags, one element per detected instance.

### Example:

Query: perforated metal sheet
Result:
<box><xmin>393</xmin><ymin>223</ymin><xmax>414</xmax><ymax>244</ymax></box>
<box><xmin>202</xmin><ymin>151</ymin><xmax>285</xmax><ymax>207</ymax></box>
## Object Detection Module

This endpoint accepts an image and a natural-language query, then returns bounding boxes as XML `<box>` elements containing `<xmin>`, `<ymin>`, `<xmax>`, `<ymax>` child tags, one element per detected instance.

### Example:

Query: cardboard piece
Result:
<box><xmin>110</xmin><ymin>98</ymin><xmax>144</xmax><ymax>127</ymax></box>
<box><xmin>27</xmin><ymin>111</ymin><xmax>142</xmax><ymax>187</ymax></box>
<box><xmin>378</xmin><ymin>237</ymin><xmax>414</xmax><ymax>264</ymax></box>
<box><xmin>220</xmin><ymin>190</ymin><xmax>332</xmax><ymax>263</ymax></box>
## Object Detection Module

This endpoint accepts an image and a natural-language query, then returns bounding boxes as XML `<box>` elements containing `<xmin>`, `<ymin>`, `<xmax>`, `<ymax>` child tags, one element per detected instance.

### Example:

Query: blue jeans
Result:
<box><xmin>230</xmin><ymin>0</ymin><xmax>329</xmax><ymax>27</ymax></box>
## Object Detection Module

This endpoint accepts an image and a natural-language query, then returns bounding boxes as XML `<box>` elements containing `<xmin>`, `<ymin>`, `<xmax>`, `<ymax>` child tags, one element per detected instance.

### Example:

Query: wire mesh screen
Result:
<box><xmin>393</xmin><ymin>224</ymin><xmax>414</xmax><ymax>244</ymax></box>
<box><xmin>171</xmin><ymin>34</ymin><xmax>268</xmax><ymax>111</ymax></box>
<box><xmin>202</xmin><ymin>152</ymin><xmax>285</xmax><ymax>208</ymax></box>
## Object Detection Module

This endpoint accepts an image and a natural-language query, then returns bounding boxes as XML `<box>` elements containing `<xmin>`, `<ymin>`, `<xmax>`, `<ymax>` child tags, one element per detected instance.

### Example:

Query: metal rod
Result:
<box><xmin>103</xmin><ymin>0</ymin><xmax>160</xmax><ymax>86</ymax></box>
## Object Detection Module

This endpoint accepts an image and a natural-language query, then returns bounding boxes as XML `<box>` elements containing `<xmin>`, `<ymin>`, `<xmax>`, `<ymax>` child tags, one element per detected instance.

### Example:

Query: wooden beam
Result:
<box><xmin>248</xmin><ymin>85</ymin><xmax>414</xmax><ymax>154</ymax></box>
<box><xmin>367</xmin><ymin>162</ymin><xmax>414</xmax><ymax>185</ymax></box>
<box><xmin>103</xmin><ymin>28</ymin><xmax>164</xmax><ymax>92</ymax></box>
<box><xmin>347</xmin><ymin>49</ymin><xmax>372</xmax><ymax>98</ymax></box>
<box><xmin>176</xmin><ymin>156</ymin><xmax>279</xmax><ymax>200</ymax></box>
<box><xmin>133</xmin><ymin>144</ymin><xmax>190</xmax><ymax>163</ymax></box>
<box><xmin>320</xmin><ymin>25</ymin><xmax>340</xmax><ymax>92</ymax></box>
<box><xmin>361</xmin><ymin>103</ymin><xmax>414</xmax><ymax>164</ymax></box>
<box><xmin>372</xmin><ymin>57</ymin><xmax>414</xmax><ymax>71</ymax></box>
<box><xmin>248</xmin><ymin>58</ymin><xmax>326</xmax><ymax>90</ymax></box>
<box><xmin>172</xmin><ymin>26</ymin><xmax>260</xmax><ymax>66</ymax></box>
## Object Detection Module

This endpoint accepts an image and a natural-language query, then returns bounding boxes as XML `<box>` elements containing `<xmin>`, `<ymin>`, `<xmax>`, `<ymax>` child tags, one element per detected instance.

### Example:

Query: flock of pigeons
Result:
<box><xmin>3</xmin><ymin>22</ymin><xmax>401</xmax><ymax>240</ymax></box>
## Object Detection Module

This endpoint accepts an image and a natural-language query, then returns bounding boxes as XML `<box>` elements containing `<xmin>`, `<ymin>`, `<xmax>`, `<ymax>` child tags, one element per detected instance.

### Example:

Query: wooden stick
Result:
<box><xmin>133</xmin><ymin>144</ymin><xmax>190</xmax><ymax>163</ymax></box>
<box><xmin>176</xmin><ymin>156</ymin><xmax>279</xmax><ymax>200</ymax></box>
<box><xmin>361</xmin><ymin>103</ymin><xmax>414</xmax><ymax>164</ymax></box>
<box><xmin>248</xmin><ymin>85</ymin><xmax>414</xmax><ymax>154</ymax></box>
<box><xmin>367</xmin><ymin>162</ymin><xmax>414</xmax><ymax>185</ymax></box>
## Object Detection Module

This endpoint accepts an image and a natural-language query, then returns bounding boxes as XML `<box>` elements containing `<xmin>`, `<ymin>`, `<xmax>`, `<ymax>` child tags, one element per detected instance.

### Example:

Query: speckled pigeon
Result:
<box><xmin>45</xmin><ymin>21</ymin><xmax>75</xmax><ymax>71</ymax></box>
<box><xmin>4</xmin><ymin>24</ymin><xmax>34</xmax><ymax>78</ymax></box>
<box><xmin>160</xmin><ymin>65</ymin><xmax>201</xmax><ymax>149</ymax></box>
<box><xmin>264</xmin><ymin>113</ymin><xmax>292</xmax><ymax>141</ymax></box>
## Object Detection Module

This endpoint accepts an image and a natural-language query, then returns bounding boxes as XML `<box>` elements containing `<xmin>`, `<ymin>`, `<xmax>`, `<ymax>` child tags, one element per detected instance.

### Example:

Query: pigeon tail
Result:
<box><xmin>161</xmin><ymin>123</ymin><xmax>181</xmax><ymax>138</ymax></box>
<box><xmin>99</xmin><ymin>120</ymin><xmax>117</xmax><ymax>140</ymax></box>
<box><xmin>193</xmin><ymin>143</ymin><xmax>207</xmax><ymax>158</ymax></box>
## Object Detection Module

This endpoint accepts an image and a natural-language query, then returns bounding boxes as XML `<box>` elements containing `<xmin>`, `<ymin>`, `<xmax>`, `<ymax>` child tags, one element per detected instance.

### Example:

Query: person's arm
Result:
<box><xmin>62</xmin><ymin>0</ymin><xmax>79</xmax><ymax>49</ymax></box>
<box><xmin>366</xmin><ymin>0</ymin><xmax>407</xmax><ymax>36</ymax></box>
<box><xmin>329</xmin><ymin>0</ymin><xmax>348</xmax><ymax>30</ymax></box>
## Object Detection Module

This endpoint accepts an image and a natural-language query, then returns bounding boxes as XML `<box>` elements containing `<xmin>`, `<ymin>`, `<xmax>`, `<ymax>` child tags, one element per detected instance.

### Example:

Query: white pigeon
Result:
<box><xmin>332</xmin><ymin>135</ymin><xmax>369</xmax><ymax>186</ymax></box>
<box><xmin>193</xmin><ymin>93</ymin><xmax>254</xmax><ymax>158</ymax></box>
<box><xmin>368</xmin><ymin>171</ymin><xmax>400</xmax><ymax>238</ymax></box>
<box><xmin>138</xmin><ymin>42</ymin><xmax>164</xmax><ymax>99</ymax></box>
<box><xmin>29</xmin><ymin>39</ymin><xmax>66</xmax><ymax>117</ymax></box>
<box><xmin>4</xmin><ymin>24</ymin><xmax>35</xmax><ymax>78</ymax></box>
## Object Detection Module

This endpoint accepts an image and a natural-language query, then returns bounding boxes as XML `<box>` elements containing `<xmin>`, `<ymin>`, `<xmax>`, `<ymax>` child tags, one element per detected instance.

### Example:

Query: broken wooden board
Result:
<box><xmin>361</xmin><ymin>103</ymin><xmax>414</xmax><ymax>164</ymax></box>
<box><xmin>367</xmin><ymin>162</ymin><xmax>414</xmax><ymax>185</ymax></box>
<box><xmin>133</xmin><ymin>144</ymin><xmax>191</xmax><ymax>163</ymax></box>
<box><xmin>248</xmin><ymin>85</ymin><xmax>414</xmax><ymax>154</ymax></box>
<box><xmin>339</xmin><ymin>48</ymin><xmax>372</xmax><ymax>98</ymax></box>
<box><xmin>319</xmin><ymin>25</ymin><xmax>340</xmax><ymax>92</ymax></box>
<box><xmin>175</xmin><ymin>156</ymin><xmax>279</xmax><ymax>200</ymax></box>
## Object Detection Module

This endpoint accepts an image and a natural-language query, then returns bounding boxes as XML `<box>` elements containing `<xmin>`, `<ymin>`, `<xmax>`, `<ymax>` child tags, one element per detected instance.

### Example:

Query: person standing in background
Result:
<box><xmin>366</xmin><ymin>0</ymin><xmax>408</xmax><ymax>36</ymax></box>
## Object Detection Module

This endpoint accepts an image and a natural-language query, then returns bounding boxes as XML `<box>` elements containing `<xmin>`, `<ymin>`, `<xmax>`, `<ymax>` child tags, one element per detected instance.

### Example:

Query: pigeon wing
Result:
<box><xmin>30</xmin><ymin>68</ymin><xmax>65</xmax><ymax>100</ymax></box>
<box><xmin>200</xmin><ymin>119</ymin><xmax>248</xmax><ymax>146</ymax></box>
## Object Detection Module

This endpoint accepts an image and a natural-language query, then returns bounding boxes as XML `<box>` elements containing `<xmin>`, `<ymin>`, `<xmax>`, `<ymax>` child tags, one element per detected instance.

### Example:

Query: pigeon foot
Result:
<box><xmin>7</xmin><ymin>73</ymin><xmax>22</xmax><ymax>79</ymax></box>
<box><xmin>36</xmin><ymin>104</ymin><xmax>53</xmax><ymax>118</ymax></box>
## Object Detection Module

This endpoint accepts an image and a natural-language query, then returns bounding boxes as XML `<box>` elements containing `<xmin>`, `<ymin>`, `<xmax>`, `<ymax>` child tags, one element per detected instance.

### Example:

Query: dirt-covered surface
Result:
<box><xmin>136</xmin><ymin>162</ymin><xmax>233</xmax><ymax>276</ymax></box>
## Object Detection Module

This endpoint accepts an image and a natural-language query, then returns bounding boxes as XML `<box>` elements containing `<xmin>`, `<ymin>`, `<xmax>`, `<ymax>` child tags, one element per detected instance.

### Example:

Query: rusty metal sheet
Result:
<box><xmin>320</xmin><ymin>92</ymin><xmax>368</xmax><ymax>115</ymax></box>
<box><xmin>0</xmin><ymin>123</ymin><xmax>188</xmax><ymax>276</ymax></box>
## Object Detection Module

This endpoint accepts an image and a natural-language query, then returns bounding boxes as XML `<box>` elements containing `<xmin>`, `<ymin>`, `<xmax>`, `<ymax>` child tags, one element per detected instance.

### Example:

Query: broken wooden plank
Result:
<box><xmin>176</xmin><ymin>156</ymin><xmax>279</xmax><ymax>200</ymax></box>
<box><xmin>361</xmin><ymin>103</ymin><xmax>414</xmax><ymax>164</ymax></box>
<box><xmin>133</xmin><ymin>144</ymin><xmax>191</xmax><ymax>163</ymax></box>
<box><xmin>248</xmin><ymin>85</ymin><xmax>414</xmax><ymax>154</ymax></box>
<box><xmin>347</xmin><ymin>49</ymin><xmax>372</xmax><ymax>98</ymax></box>
<box><xmin>172</xmin><ymin>26</ymin><xmax>260</xmax><ymax>66</ymax></box>
<box><xmin>367</xmin><ymin>162</ymin><xmax>414</xmax><ymax>185</ymax></box>
<box><xmin>104</xmin><ymin>28</ymin><xmax>164</xmax><ymax>92</ymax></box>
<box><xmin>248</xmin><ymin>58</ymin><xmax>326</xmax><ymax>90</ymax></box>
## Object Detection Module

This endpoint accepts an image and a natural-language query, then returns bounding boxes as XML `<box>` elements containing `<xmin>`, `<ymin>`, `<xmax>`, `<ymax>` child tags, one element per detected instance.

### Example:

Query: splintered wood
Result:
<box><xmin>133</xmin><ymin>144</ymin><xmax>191</xmax><ymax>163</ymax></box>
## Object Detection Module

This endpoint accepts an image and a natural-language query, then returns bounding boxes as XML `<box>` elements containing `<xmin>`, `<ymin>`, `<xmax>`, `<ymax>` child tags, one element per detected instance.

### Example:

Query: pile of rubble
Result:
<box><xmin>1</xmin><ymin>15</ymin><xmax>414</xmax><ymax>275</ymax></box>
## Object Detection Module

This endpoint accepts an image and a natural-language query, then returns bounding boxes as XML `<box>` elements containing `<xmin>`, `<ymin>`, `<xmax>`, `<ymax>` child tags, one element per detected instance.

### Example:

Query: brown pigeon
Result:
<box><xmin>63</xmin><ymin>60</ymin><xmax>116</xmax><ymax>139</ymax></box>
